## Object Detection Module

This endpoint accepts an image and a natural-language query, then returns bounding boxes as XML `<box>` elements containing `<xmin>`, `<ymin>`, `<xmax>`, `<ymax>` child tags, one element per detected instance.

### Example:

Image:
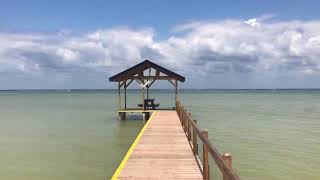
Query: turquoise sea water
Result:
<box><xmin>0</xmin><ymin>90</ymin><xmax>319</xmax><ymax>180</ymax></box>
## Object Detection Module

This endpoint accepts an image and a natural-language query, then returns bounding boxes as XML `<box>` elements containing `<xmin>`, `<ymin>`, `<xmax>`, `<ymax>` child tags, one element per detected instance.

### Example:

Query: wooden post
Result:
<box><xmin>179</xmin><ymin>106</ymin><xmax>182</xmax><ymax>123</ymax></box>
<box><xmin>119</xmin><ymin>112</ymin><xmax>126</xmax><ymax>120</ymax></box>
<box><xmin>142</xmin><ymin>112</ymin><xmax>146</xmax><ymax>122</ymax></box>
<box><xmin>181</xmin><ymin>110</ymin><xmax>184</xmax><ymax>127</ymax></box>
<box><xmin>124</xmin><ymin>81</ymin><xmax>127</xmax><ymax>109</ymax></box>
<box><xmin>187</xmin><ymin>112</ymin><xmax>192</xmax><ymax>141</ymax></box>
<box><xmin>222</xmin><ymin>153</ymin><xmax>232</xmax><ymax>180</ymax></box>
<box><xmin>118</xmin><ymin>82</ymin><xmax>121</xmax><ymax>110</ymax></box>
<box><xmin>192</xmin><ymin>120</ymin><xmax>198</xmax><ymax>155</ymax></box>
<box><xmin>145</xmin><ymin>112</ymin><xmax>150</xmax><ymax>120</ymax></box>
<box><xmin>176</xmin><ymin>102</ymin><xmax>179</xmax><ymax>116</ymax></box>
<box><xmin>185</xmin><ymin>111</ymin><xmax>188</xmax><ymax>134</ymax></box>
<box><xmin>183</xmin><ymin>108</ymin><xmax>187</xmax><ymax>132</ymax></box>
<box><xmin>175</xmin><ymin>79</ymin><xmax>178</xmax><ymax>105</ymax></box>
<box><xmin>142</xmin><ymin>87</ymin><xmax>145</xmax><ymax>111</ymax></box>
<box><xmin>142</xmin><ymin>112</ymin><xmax>150</xmax><ymax>121</ymax></box>
<box><xmin>202</xmin><ymin>130</ymin><xmax>209</xmax><ymax>180</ymax></box>
<box><xmin>181</xmin><ymin>106</ymin><xmax>184</xmax><ymax>125</ymax></box>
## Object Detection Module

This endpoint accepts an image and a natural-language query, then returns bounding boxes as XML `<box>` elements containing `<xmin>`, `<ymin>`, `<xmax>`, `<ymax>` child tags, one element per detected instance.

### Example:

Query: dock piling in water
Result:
<box><xmin>118</xmin><ymin>112</ymin><xmax>126</xmax><ymax>120</ymax></box>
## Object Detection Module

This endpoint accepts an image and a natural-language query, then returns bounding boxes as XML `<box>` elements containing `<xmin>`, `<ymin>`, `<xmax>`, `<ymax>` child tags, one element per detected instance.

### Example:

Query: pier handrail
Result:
<box><xmin>176</xmin><ymin>100</ymin><xmax>240</xmax><ymax>180</ymax></box>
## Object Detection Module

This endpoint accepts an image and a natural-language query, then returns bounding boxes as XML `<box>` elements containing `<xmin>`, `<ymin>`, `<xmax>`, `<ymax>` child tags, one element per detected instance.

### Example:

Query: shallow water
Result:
<box><xmin>0</xmin><ymin>89</ymin><xmax>319</xmax><ymax>180</ymax></box>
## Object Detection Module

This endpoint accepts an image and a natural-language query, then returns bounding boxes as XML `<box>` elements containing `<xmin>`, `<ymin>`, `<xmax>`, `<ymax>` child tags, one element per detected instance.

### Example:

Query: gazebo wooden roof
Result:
<box><xmin>109</xmin><ymin>60</ymin><xmax>185</xmax><ymax>82</ymax></box>
<box><xmin>109</xmin><ymin>60</ymin><xmax>185</xmax><ymax>111</ymax></box>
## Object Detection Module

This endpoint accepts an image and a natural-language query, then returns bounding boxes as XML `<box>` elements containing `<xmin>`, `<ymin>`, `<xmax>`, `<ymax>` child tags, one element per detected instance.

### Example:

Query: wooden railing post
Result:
<box><xmin>192</xmin><ymin>120</ymin><xmax>198</xmax><ymax>155</ymax></box>
<box><xmin>183</xmin><ymin>108</ymin><xmax>187</xmax><ymax>132</ymax></box>
<box><xmin>187</xmin><ymin>113</ymin><xmax>191</xmax><ymax>140</ymax></box>
<box><xmin>222</xmin><ymin>153</ymin><xmax>232</xmax><ymax>180</ymax></box>
<box><xmin>202</xmin><ymin>130</ymin><xmax>209</xmax><ymax>180</ymax></box>
<box><xmin>176</xmin><ymin>101</ymin><xmax>178</xmax><ymax>111</ymax></box>
<box><xmin>179</xmin><ymin>105</ymin><xmax>182</xmax><ymax>122</ymax></box>
<box><xmin>181</xmin><ymin>107</ymin><xmax>184</xmax><ymax>124</ymax></box>
<box><xmin>181</xmin><ymin>107</ymin><xmax>184</xmax><ymax>126</ymax></box>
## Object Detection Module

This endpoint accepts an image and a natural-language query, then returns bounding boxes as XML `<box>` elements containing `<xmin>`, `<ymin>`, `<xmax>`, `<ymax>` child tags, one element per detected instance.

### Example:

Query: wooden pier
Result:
<box><xmin>109</xmin><ymin>60</ymin><xmax>240</xmax><ymax>180</ymax></box>
<box><xmin>112</xmin><ymin>111</ymin><xmax>203</xmax><ymax>179</ymax></box>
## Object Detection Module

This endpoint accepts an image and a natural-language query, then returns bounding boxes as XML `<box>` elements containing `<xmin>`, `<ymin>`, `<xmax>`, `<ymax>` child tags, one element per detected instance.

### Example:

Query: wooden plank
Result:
<box><xmin>115</xmin><ymin>111</ymin><xmax>203</xmax><ymax>179</ymax></box>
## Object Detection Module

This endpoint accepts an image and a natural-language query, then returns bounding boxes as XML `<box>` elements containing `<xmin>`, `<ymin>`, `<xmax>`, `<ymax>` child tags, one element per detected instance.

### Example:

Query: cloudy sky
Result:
<box><xmin>1</xmin><ymin>0</ymin><xmax>320</xmax><ymax>89</ymax></box>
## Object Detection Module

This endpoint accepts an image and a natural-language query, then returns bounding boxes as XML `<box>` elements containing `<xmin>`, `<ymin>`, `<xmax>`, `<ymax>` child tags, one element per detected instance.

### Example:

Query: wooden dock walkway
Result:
<box><xmin>112</xmin><ymin>110</ymin><xmax>203</xmax><ymax>179</ymax></box>
<box><xmin>109</xmin><ymin>60</ymin><xmax>240</xmax><ymax>180</ymax></box>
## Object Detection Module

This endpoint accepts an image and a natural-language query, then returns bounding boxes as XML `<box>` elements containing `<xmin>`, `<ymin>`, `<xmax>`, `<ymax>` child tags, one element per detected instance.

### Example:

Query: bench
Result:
<box><xmin>138</xmin><ymin>99</ymin><xmax>160</xmax><ymax>110</ymax></box>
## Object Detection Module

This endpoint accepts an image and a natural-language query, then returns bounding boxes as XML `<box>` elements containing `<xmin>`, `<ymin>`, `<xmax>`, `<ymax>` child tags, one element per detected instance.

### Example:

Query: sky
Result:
<box><xmin>1</xmin><ymin>0</ymin><xmax>320</xmax><ymax>89</ymax></box>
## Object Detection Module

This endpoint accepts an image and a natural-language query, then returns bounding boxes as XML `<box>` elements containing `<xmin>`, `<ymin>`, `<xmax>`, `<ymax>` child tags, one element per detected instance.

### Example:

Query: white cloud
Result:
<box><xmin>245</xmin><ymin>18</ymin><xmax>260</xmax><ymax>27</ymax></box>
<box><xmin>56</xmin><ymin>48</ymin><xmax>80</xmax><ymax>62</ymax></box>
<box><xmin>1</xmin><ymin>17</ymin><xmax>320</xmax><ymax>88</ymax></box>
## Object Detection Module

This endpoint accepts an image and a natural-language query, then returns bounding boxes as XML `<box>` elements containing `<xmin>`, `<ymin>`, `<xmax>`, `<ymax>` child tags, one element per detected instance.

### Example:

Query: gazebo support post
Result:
<box><xmin>118</xmin><ymin>81</ymin><xmax>126</xmax><ymax>120</ymax></box>
<box><xmin>142</xmin><ymin>86</ymin><xmax>145</xmax><ymax>111</ymax></box>
<box><xmin>124</xmin><ymin>80</ymin><xmax>127</xmax><ymax>109</ymax></box>
<box><xmin>143</xmin><ymin>112</ymin><xmax>150</xmax><ymax>121</ymax></box>
<box><xmin>175</xmin><ymin>80</ymin><xmax>178</xmax><ymax>101</ymax></box>
<box><xmin>118</xmin><ymin>81</ymin><xmax>121</xmax><ymax>110</ymax></box>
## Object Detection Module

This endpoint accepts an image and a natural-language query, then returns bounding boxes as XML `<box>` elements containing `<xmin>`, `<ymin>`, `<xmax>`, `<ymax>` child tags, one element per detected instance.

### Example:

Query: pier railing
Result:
<box><xmin>176</xmin><ymin>100</ymin><xmax>240</xmax><ymax>180</ymax></box>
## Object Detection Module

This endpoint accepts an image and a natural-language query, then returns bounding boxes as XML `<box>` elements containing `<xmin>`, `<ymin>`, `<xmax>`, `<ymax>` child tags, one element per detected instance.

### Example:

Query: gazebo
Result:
<box><xmin>109</xmin><ymin>60</ymin><xmax>185</xmax><ymax>119</ymax></box>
